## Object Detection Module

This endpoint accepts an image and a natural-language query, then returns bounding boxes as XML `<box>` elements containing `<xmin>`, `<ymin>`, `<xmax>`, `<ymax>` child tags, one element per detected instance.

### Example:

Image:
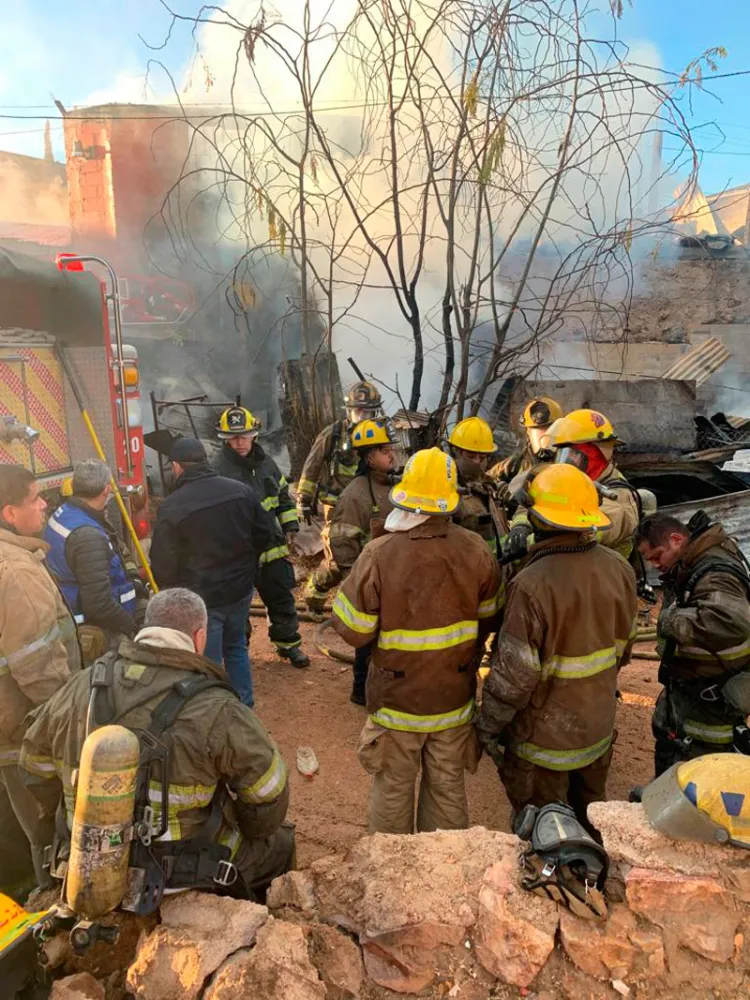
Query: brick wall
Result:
<box><xmin>65</xmin><ymin>106</ymin><xmax>192</xmax><ymax>254</ymax></box>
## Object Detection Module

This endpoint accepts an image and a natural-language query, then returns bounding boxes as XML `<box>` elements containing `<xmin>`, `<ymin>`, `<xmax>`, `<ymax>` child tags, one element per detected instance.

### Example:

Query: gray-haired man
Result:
<box><xmin>21</xmin><ymin>587</ymin><xmax>294</xmax><ymax>903</ymax></box>
<box><xmin>44</xmin><ymin>460</ymin><xmax>146</xmax><ymax>661</ymax></box>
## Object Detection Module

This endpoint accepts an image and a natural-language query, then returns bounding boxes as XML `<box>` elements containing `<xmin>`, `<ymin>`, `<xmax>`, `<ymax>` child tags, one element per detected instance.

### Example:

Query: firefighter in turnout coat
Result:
<box><xmin>299</xmin><ymin>381</ymin><xmax>384</xmax><ymax>612</ymax></box>
<box><xmin>329</xmin><ymin>418</ymin><xmax>398</xmax><ymax>704</ymax></box>
<box><xmin>212</xmin><ymin>406</ymin><xmax>309</xmax><ymax>668</ymax></box>
<box><xmin>0</xmin><ymin>465</ymin><xmax>81</xmax><ymax>891</ymax></box>
<box><xmin>550</xmin><ymin>409</ymin><xmax>640</xmax><ymax>559</ymax></box>
<box><xmin>488</xmin><ymin>397</ymin><xmax>562</xmax><ymax>484</ymax></box>
<box><xmin>332</xmin><ymin>448</ymin><xmax>502</xmax><ymax>835</ymax></box>
<box><xmin>478</xmin><ymin>464</ymin><xmax>638</xmax><ymax>831</ymax></box>
<box><xmin>637</xmin><ymin>511</ymin><xmax>750</xmax><ymax>775</ymax></box>
<box><xmin>20</xmin><ymin>588</ymin><xmax>294</xmax><ymax>903</ymax></box>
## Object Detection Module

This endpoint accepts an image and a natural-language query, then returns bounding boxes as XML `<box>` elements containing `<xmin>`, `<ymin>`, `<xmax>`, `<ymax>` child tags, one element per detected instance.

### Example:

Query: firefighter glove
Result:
<box><xmin>504</xmin><ymin>522</ymin><xmax>532</xmax><ymax>561</ymax></box>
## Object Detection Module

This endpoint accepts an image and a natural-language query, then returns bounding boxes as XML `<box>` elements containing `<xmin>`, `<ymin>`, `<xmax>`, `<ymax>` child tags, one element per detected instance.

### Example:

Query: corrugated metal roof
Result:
<box><xmin>726</xmin><ymin>415</ymin><xmax>750</xmax><ymax>431</ymax></box>
<box><xmin>662</xmin><ymin>337</ymin><xmax>731</xmax><ymax>385</ymax></box>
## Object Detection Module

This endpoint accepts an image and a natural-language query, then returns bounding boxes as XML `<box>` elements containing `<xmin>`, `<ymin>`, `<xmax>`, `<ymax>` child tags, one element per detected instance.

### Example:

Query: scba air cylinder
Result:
<box><xmin>66</xmin><ymin>724</ymin><xmax>140</xmax><ymax>919</ymax></box>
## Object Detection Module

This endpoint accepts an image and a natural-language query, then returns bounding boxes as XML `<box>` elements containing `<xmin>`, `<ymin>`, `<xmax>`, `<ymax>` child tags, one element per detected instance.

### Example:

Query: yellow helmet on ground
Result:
<box><xmin>344</xmin><ymin>381</ymin><xmax>383</xmax><ymax>411</ymax></box>
<box><xmin>351</xmin><ymin>418</ymin><xmax>395</xmax><ymax>449</ymax></box>
<box><xmin>643</xmin><ymin>754</ymin><xmax>750</xmax><ymax>849</ymax></box>
<box><xmin>548</xmin><ymin>408</ymin><xmax>622</xmax><ymax>447</ymax></box>
<box><xmin>448</xmin><ymin>417</ymin><xmax>496</xmax><ymax>455</ymax></box>
<box><xmin>60</xmin><ymin>476</ymin><xmax>73</xmax><ymax>498</ymax></box>
<box><xmin>526</xmin><ymin>464</ymin><xmax>610</xmax><ymax>531</ymax></box>
<box><xmin>390</xmin><ymin>447</ymin><xmax>459</xmax><ymax>516</ymax></box>
<box><xmin>521</xmin><ymin>397</ymin><xmax>563</xmax><ymax>429</ymax></box>
<box><xmin>216</xmin><ymin>406</ymin><xmax>259</xmax><ymax>439</ymax></box>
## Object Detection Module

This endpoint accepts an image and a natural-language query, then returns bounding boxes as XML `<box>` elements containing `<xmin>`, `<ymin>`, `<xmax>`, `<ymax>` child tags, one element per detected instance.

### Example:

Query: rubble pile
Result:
<box><xmin>54</xmin><ymin>803</ymin><xmax>750</xmax><ymax>1000</ymax></box>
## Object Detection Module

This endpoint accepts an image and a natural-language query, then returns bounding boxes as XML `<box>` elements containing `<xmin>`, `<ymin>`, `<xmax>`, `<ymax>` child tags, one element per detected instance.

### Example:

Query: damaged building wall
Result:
<box><xmin>540</xmin><ymin>253</ymin><xmax>750</xmax><ymax>417</ymax></box>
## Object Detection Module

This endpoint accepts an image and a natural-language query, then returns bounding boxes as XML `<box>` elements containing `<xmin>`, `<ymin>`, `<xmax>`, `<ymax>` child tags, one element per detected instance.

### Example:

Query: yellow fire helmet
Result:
<box><xmin>390</xmin><ymin>447</ymin><xmax>460</xmax><ymax>516</ymax></box>
<box><xmin>643</xmin><ymin>754</ymin><xmax>750</xmax><ymax>849</ymax></box>
<box><xmin>521</xmin><ymin>397</ymin><xmax>563</xmax><ymax>429</ymax></box>
<box><xmin>216</xmin><ymin>406</ymin><xmax>259</xmax><ymax>439</ymax></box>
<box><xmin>526</xmin><ymin>463</ymin><xmax>610</xmax><ymax>531</ymax></box>
<box><xmin>60</xmin><ymin>476</ymin><xmax>74</xmax><ymax>498</ymax></box>
<box><xmin>344</xmin><ymin>380</ymin><xmax>382</xmax><ymax>411</ymax></box>
<box><xmin>351</xmin><ymin>418</ymin><xmax>395</xmax><ymax>450</ymax></box>
<box><xmin>548</xmin><ymin>408</ymin><xmax>622</xmax><ymax>448</ymax></box>
<box><xmin>448</xmin><ymin>416</ymin><xmax>496</xmax><ymax>455</ymax></box>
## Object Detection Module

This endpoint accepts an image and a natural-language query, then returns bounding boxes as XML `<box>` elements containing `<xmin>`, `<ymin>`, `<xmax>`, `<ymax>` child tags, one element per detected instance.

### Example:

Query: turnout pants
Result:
<box><xmin>255</xmin><ymin>557</ymin><xmax>302</xmax><ymax>652</ymax></box>
<box><xmin>501</xmin><ymin>747</ymin><xmax>613</xmax><ymax>836</ymax></box>
<box><xmin>0</xmin><ymin>765</ymin><xmax>49</xmax><ymax>891</ymax></box>
<box><xmin>304</xmin><ymin>504</ymin><xmax>342</xmax><ymax>610</ymax></box>
<box><xmin>358</xmin><ymin>719</ymin><xmax>480</xmax><ymax>834</ymax></box>
<box><xmin>652</xmin><ymin>680</ymin><xmax>738</xmax><ymax>777</ymax></box>
<box><xmin>235</xmin><ymin>821</ymin><xmax>297</xmax><ymax>903</ymax></box>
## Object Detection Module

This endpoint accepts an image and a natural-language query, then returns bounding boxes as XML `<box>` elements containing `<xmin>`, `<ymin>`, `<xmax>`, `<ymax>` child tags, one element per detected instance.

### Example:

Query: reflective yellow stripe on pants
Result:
<box><xmin>683</xmin><ymin>720</ymin><xmax>735</xmax><ymax>745</ymax></box>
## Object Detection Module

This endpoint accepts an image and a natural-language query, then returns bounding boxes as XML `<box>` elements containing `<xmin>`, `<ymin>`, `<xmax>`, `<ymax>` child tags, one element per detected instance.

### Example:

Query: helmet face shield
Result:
<box><xmin>556</xmin><ymin>446</ymin><xmax>587</xmax><ymax>471</ymax></box>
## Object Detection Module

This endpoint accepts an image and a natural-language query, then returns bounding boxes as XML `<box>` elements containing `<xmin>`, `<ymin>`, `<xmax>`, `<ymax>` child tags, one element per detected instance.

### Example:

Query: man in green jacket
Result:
<box><xmin>20</xmin><ymin>587</ymin><xmax>294</xmax><ymax>903</ymax></box>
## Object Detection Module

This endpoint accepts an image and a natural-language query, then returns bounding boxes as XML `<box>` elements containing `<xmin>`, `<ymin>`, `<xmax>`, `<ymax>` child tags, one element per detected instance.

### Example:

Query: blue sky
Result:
<box><xmin>1</xmin><ymin>0</ymin><xmax>749</xmax><ymax>195</ymax></box>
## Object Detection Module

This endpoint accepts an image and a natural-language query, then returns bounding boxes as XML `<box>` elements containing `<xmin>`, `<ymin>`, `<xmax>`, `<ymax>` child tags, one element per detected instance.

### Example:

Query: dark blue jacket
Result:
<box><xmin>150</xmin><ymin>464</ymin><xmax>278</xmax><ymax>607</ymax></box>
<box><xmin>45</xmin><ymin>500</ymin><xmax>137</xmax><ymax>634</ymax></box>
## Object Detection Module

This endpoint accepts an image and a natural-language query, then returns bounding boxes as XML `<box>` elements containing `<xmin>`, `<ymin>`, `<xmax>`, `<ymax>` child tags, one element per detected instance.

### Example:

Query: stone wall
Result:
<box><xmin>106</xmin><ymin>805</ymin><xmax>750</xmax><ymax>1000</ymax></box>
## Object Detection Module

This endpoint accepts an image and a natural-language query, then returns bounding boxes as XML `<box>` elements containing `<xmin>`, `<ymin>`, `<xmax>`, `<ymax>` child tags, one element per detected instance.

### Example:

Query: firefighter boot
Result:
<box><xmin>281</xmin><ymin>646</ymin><xmax>311</xmax><ymax>669</ymax></box>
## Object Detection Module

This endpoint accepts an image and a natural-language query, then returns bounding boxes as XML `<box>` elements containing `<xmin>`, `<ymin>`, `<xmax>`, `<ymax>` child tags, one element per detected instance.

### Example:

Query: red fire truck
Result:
<box><xmin>0</xmin><ymin>247</ymin><xmax>149</xmax><ymax>539</ymax></box>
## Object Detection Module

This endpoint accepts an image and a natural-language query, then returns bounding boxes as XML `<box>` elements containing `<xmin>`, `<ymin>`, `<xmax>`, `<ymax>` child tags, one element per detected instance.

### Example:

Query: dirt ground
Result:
<box><xmin>249</xmin><ymin>609</ymin><xmax>659</xmax><ymax>868</ymax></box>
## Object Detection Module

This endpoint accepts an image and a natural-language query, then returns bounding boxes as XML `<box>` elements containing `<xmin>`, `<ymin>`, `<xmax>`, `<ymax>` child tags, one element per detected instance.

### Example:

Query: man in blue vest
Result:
<box><xmin>44</xmin><ymin>460</ymin><xmax>144</xmax><ymax>662</ymax></box>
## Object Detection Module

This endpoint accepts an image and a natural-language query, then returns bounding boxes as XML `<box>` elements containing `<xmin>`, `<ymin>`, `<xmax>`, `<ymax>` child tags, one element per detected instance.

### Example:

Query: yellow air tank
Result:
<box><xmin>66</xmin><ymin>725</ymin><xmax>140</xmax><ymax>919</ymax></box>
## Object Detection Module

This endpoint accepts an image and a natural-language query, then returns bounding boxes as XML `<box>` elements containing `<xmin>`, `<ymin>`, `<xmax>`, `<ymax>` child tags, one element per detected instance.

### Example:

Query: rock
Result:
<box><xmin>626</xmin><ymin>867</ymin><xmax>740</xmax><ymax>963</ymax></box>
<box><xmin>472</xmin><ymin>854</ymin><xmax>558</xmax><ymax>988</ymax></box>
<box><xmin>612</xmin><ymin>980</ymin><xmax>630</xmax><ymax>997</ymax></box>
<box><xmin>268</xmin><ymin>869</ymin><xmax>317</xmax><ymax>917</ymax></box>
<box><xmin>310</xmin><ymin>827</ymin><xmax>519</xmax><ymax>994</ymax></box>
<box><xmin>306</xmin><ymin>923</ymin><xmax>363</xmax><ymax>1000</ymax></box>
<box><xmin>560</xmin><ymin>905</ymin><xmax>664</xmax><ymax>980</ymax></box>
<box><xmin>50</xmin><ymin>973</ymin><xmax>105</xmax><ymax>1000</ymax></box>
<box><xmin>589</xmin><ymin>801</ymin><xmax>748</xmax><ymax>879</ymax></box>
<box><xmin>126</xmin><ymin>892</ymin><xmax>268</xmax><ymax>1000</ymax></box>
<box><xmin>204</xmin><ymin>917</ymin><xmax>325</xmax><ymax>1000</ymax></box>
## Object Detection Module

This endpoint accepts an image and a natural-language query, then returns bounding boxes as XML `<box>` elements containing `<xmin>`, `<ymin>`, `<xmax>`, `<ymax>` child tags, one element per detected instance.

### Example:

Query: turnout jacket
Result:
<box><xmin>0</xmin><ymin>526</ymin><xmax>81</xmax><ymax>766</ymax></box>
<box><xmin>478</xmin><ymin>536</ymin><xmax>638</xmax><ymax>771</ymax></box>
<box><xmin>453</xmin><ymin>477</ymin><xmax>509</xmax><ymax>559</ymax></box>
<box><xmin>20</xmin><ymin>631</ymin><xmax>289</xmax><ymax>860</ymax></box>
<box><xmin>596</xmin><ymin>463</ymin><xmax>640</xmax><ymax>559</ymax></box>
<box><xmin>150</xmin><ymin>464</ymin><xmax>278</xmax><ymax>607</ymax></box>
<box><xmin>332</xmin><ymin>518</ymin><xmax>502</xmax><ymax>731</ymax></box>
<box><xmin>658</xmin><ymin>521</ymin><xmax>750</xmax><ymax>682</ymax></box>
<box><xmin>212</xmin><ymin>443</ymin><xmax>299</xmax><ymax>546</ymax></box>
<box><xmin>329</xmin><ymin>470</ymin><xmax>394</xmax><ymax>576</ymax></box>
<box><xmin>297</xmin><ymin>421</ymin><xmax>359</xmax><ymax>508</ymax></box>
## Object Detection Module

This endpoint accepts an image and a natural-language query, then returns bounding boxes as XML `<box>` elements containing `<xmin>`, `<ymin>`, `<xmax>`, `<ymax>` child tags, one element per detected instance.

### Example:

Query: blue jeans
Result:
<box><xmin>205</xmin><ymin>594</ymin><xmax>254</xmax><ymax>707</ymax></box>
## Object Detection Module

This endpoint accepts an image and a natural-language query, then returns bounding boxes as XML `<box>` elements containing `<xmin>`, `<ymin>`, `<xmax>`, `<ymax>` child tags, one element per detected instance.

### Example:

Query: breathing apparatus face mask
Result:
<box><xmin>527</xmin><ymin>426</ymin><xmax>549</xmax><ymax>456</ymax></box>
<box><xmin>556</xmin><ymin>443</ymin><xmax>609</xmax><ymax>481</ymax></box>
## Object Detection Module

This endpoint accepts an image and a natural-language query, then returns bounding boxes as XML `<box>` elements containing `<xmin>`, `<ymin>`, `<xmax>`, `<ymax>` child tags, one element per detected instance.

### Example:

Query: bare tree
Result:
<box><xmin>148</xmin><ymin>0</ymin><xmax>700</xmax><ymax>429</ymax></box>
